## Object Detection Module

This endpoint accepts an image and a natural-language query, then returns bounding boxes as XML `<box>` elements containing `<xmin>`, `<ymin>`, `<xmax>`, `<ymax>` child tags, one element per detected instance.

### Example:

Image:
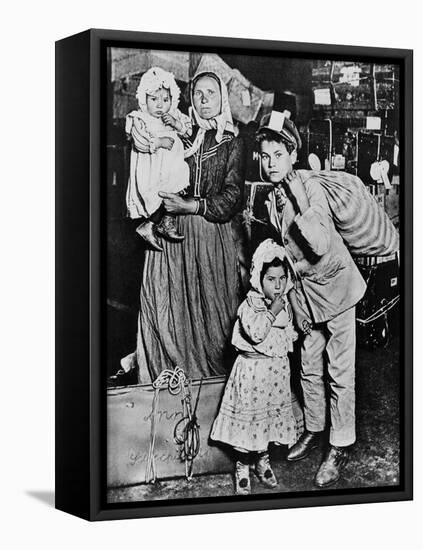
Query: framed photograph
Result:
<box><xmin>55</xmin><ymin>29</ymin><xmax>413</xmax><ymax>521</ymax></box>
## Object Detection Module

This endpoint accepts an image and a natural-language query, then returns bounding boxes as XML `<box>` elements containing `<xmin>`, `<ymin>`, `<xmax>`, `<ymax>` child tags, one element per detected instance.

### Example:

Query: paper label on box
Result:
<box><xmin>268</xmin><ymin>111</ymin><xmax>285</xmax><ymax>132</ymax></box>
<box><xmin>339</xmin><ymin>65</ymin><xmax>362</xmax><ymax>87</ymax></box>
<box><xmin>332</xmin><ymin>154</ymin><xmax>346</xmax><ymax>170</ymax></box>
<box><xmin>314</xmin><ymin>88</ymin><xmax>331</xmax><ymax>106</ymax></box>
<box><xmin>366</xmin><ymin>116</ymin><xmax>382</xmax><ymax>130</ymax></box>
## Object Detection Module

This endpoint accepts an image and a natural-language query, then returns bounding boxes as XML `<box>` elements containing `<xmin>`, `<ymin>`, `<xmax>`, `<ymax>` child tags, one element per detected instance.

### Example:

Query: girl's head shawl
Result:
<box><xmin>249</xmin><ymin>238</ymin><xmax>295</xmax><ymax>297</ymax></box>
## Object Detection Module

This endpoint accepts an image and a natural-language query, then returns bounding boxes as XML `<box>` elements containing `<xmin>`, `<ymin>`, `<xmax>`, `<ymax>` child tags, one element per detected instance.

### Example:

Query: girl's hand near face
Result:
<box><xmin>269</xmin><ymin>293</ymin><xmax>286</xmax><ymax>317</ymax></box>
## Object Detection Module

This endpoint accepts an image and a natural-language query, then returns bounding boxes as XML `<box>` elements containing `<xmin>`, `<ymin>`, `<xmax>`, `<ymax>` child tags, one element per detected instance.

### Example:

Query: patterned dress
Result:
<box><xmin>135</xmin><ymin>129</ymin><xmax>245</xmax><ymax>381</ymax></box>
<box><xmin>210</xmin><ymin>292</ymin><xmax>298</xmax><ymax>452</ymax></box>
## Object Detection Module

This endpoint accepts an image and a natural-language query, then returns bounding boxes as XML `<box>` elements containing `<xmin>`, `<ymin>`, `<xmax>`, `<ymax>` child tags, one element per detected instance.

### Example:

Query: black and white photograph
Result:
<box><xmin>2</xmin><ymin>0</ymin><xmax>421</xmax><ymax>543</ymax></box>
<box><xmin>104</xmin><ymin>44</ymin><xmax>406</xmax><ymax>505</ymax></box>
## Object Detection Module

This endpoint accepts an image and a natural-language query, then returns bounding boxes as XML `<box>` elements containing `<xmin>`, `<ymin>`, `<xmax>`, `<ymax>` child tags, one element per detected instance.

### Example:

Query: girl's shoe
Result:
<box><xmin>235</xmin><ymin>460</ymin><xmax>251</xmax><ymax>495</ymax></box>
<box><xmin>255</xmin><ymin>452</ymin><xmax>278</xmax><ymax>488</ymax></box>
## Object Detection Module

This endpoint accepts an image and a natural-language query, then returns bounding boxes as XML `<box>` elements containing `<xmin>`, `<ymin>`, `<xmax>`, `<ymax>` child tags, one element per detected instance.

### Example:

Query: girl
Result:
<box><xmin>125</xmin><ymin>66</ymin><xmax>192</xmax><ymax>251</ymax></box>
<box><xmin>211</xmin><ymin>239</ymin><xmax>298</xmax><ymax>495</ymax></box>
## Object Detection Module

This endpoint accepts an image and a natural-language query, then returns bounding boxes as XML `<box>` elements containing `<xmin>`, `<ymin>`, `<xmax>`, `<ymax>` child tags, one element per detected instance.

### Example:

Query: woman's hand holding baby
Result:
<box><xmin>158</xmin><ymin>192</ymin><xmax>198</xmax><ymax>215</ymax></box>
<box><xmin>156</xmin><ymin>136</ymin><xmax>175</xmax><ymax>150</ymax></box>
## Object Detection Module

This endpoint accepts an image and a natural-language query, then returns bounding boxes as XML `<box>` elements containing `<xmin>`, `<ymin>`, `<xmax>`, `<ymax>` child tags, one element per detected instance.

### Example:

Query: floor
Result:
<box><xmin>106</xmin><ymin>213</ymin><xmax>401</xmax><ymax>503</ymax></box>
<box><xmin>108</xmin><ymin>333</ymin><xmax>400</xmax><ymax>503</ymax></box>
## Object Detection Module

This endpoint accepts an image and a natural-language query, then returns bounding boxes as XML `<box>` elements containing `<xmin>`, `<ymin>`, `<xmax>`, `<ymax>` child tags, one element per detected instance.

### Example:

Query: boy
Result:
<box><xmin>256</xmin><ymin>112</ymin><xmax>366</xmax><ymax>487</ymax></box>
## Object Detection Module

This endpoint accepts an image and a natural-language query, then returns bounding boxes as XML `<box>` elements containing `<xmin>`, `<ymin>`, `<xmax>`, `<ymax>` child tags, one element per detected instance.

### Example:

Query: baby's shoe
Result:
<box><xmin>235</xmin><ymin>460</ymin><xmax>251</xmax><ymax>495</ymax></box>
<box><xmin>156</xmin><ymin>215</ymin><xmax>184</xmax><ymax>242</ymax></box>
<box><xmin>136</xmin><ymin>220</ymin><xmax>163</xmax><ymax>251</ymax></box>
<box><xmin>255</xmin><ymin>452</ymin><xmax>278</xmax><ymax>488</ymax></box>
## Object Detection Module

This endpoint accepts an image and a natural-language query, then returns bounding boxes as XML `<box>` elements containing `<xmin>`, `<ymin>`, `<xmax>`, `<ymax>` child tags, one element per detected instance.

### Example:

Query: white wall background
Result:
<box><xmin>0</xmin><ymin>0</ymin><xmax>420</xmax><ymax>547</ymax></box>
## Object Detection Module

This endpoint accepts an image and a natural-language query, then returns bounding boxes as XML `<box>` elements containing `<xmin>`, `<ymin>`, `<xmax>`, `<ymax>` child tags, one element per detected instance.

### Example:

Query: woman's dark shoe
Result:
<box><xmin>286</xmin><ymin>430</ymin><xmax>321</xmax><ymax>462</ymax></box>
<box><xmin>156</xmin><ymin>215</ymin><xmax>184</xmax><ymax>242</ymax></box>
<box><xmin>314</xmin><ymin>445</ymin><xmax>349</xmax><ymax>488</ymax></box>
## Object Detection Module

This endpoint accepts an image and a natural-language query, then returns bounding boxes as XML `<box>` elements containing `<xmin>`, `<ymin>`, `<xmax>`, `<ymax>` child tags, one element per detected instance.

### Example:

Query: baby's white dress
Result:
<box><xmin>125</xmin><ymin>109</ymin><xmax>191</xmax><ymax>219</ymax></box>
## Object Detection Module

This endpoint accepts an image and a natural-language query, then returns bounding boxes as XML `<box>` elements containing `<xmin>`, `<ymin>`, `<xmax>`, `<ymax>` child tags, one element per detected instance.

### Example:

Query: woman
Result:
<box><xmin>126</xmin><ymin>71</ymin><xmax>245</xmax><ymax>382</ymax></box>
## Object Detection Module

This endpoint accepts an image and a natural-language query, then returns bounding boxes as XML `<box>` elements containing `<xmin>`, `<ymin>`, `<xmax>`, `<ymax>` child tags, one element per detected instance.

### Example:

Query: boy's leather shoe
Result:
<box><xmin>286</xmin><ymin>430</ymin><xmax>321</xmax><ymax>462</ymax></box>
<box><xmin>314</xmin><ymin>445</ymin><xmax>349</xmax><ymax>488</ymax></box>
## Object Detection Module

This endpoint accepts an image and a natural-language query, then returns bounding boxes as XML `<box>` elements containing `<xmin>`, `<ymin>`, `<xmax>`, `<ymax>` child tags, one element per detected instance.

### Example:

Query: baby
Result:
<box><xmin>125</xmin><ymin>67</ymin><xmax>192</xmax><ymax>251</ymax></box>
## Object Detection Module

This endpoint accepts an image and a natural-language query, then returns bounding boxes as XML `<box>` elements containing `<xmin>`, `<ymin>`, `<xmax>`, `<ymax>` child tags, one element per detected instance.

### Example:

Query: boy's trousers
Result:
<box><xmin>301</xmin><ymin>306</ymin><xmax>356</xmax><ymax>447</ymax></box>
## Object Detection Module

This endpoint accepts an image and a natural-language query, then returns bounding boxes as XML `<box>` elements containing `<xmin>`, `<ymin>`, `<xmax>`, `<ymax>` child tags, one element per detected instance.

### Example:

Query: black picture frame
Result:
<box><xmin>55</xmin><ymin>28</ymin><xmax>413</xmax><ymax>521</ymax></box>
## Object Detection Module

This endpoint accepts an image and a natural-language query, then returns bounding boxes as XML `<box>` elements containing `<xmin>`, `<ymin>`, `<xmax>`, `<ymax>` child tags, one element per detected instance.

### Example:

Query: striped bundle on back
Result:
<box><xmin>297</xmin><ymin>170</ymin><xmax>399</xmax><ymax>257</ymax></box>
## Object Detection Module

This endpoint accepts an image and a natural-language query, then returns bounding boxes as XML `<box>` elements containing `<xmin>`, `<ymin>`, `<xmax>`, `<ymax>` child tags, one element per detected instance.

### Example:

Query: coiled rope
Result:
<box><xmin>145</xmin><ymin>367</ymin><xmax>202</xmax><ymax>483</ymax></box>
<box><xmin>174</xmin><ymin>378</ymin><xmax>203</xmax><ymax>480</ymax></box>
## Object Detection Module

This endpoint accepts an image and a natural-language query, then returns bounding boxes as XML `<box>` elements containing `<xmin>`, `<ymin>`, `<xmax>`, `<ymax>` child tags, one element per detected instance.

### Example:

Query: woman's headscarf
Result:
<box><xmin>249</xmin><ymin>238</ymin><xmax>295</xmax><ymax>298</ymax></box>
<box><xmin>136</xmin><ymin>66</ymin><xmax>181</xmax><ymax>115</ymax></box>
<box><xmin>184</xmin><ymin>71</ymin><xmax>234</xmax><ymax>158</ymax></box>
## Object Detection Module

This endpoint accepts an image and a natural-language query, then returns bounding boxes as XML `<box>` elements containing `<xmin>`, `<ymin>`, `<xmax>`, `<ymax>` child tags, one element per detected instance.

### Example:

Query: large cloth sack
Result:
<box><xmin>297</xmin><ymin>170</ymin><xmax>399</xmax><ymax>256</ymax></box>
